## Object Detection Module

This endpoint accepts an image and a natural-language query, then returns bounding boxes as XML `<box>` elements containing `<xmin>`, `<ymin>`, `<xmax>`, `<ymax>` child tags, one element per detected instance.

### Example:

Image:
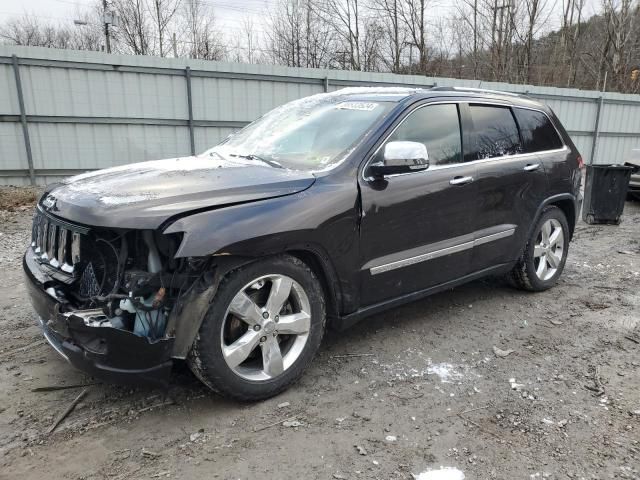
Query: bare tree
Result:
<box><xmin>361</xmin><ymin>17</ymin><xmax>385</xmax><ymax>71</ymax></box>
<box><xmin>266</xmin><ymin>0</ymin><xmax>334</xmax><ymax>68</ymax></box>
<box><xmin>370</xmin><ymin>0</ymin><xmax>404</xmax><ymax>72</ymax></box>
<box><xmin>521</xmin><ymin>0</ymin><xmax>551</xmax><ymax>83</ymax></box>
<box><xmin>398</xmin><ymin>0</ymin><xmax>429</xmax><ymax>74</ymax></box>
<box><xmin>602</xmin><ymin>0</ymin><xmax>636</xmax><ymax>90</ymax></box>
<box><xmin>181</xmin><ymin>0</ymin><xmax>226</xmax><ymax>60</ymax></box>
<box><xmin>0</xmin><ymin>11</ymin><xmax>104</xmax><ymax>51</ymax></box>
<box><xmin>242</xmin><ymin>16</ymin><xmax>260</xmax><ymax>63</ymax></box>
<box><xmin>266</xmin><ymin>0</ymin><xmax>305</xmax><ymax>66</ymax></box>
<box><xmin>112</xmin><ymin>0</ymin><xmax>152</xmax><ymax>54</ymax></box>
<box><xmin>148</xmin><ymin>0</ymin><xmax>181</xmax><ymax>57</ymax></box>
<box><xmin>0</xmin><ymin>15</ymin><xmax>57</xmax><ymax>47</ymax></box>
<box><xmin>316</xmin><ymin>0</ymin><xmax>362</xmax><ymax>70</ymax></box>
<box><xmin>1</xmin><ymin>0</ymin><xmax>640</xmax><ymax>93</ymax></box>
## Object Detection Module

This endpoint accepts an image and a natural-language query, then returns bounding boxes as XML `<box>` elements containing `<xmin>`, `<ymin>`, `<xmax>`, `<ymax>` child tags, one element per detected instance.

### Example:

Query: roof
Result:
<box><xmin>332</xmin><ymin>86</ymin><xmax>547</xmax><ymax>110</ymax></box>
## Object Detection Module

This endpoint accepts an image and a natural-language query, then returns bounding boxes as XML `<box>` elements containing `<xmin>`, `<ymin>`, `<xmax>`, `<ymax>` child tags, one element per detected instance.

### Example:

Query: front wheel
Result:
<box><xmin>187</xmin><ymin>255</ymin><xmax>326</xmax><ymax>401</ymax></box>
<box><xmin>510</xmin><ymin>206</ymin><xmax>570</xmax><ymax>292</ymax></box>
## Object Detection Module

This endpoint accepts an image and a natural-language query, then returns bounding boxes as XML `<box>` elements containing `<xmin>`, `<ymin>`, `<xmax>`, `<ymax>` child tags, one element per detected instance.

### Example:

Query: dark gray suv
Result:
<box><xmin>24</xmin><ymin>87</ymin><xmax>583</xmax><ymax>400</ymax></box>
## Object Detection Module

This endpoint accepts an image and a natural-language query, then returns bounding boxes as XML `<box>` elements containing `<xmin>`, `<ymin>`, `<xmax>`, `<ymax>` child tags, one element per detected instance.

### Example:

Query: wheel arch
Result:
<box><xmin>530</xmin><ymin>193</ymin><xmax>578</xmax><ymax>241</ymax></box>
<box><xmin>547</xmin><ymin>197</ymin><xmax>576</xmax><ymax>240</ymax></box>
<box><xmin>169</xmin><ymin>248</ymin><xmax>342</xmax><ymax>359</ymax></box>
<box><xmin>286</xmin><ymin>248</ymin><xmax>342</xmax><ymax>321</ymax></box>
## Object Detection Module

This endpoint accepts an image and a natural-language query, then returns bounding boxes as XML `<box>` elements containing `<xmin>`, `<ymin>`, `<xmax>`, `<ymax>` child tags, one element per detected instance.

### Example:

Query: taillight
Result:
<box><xmin>577</xmin><ymin>155</ymin><xmax>585</xmax><ymax>169</ymax></box>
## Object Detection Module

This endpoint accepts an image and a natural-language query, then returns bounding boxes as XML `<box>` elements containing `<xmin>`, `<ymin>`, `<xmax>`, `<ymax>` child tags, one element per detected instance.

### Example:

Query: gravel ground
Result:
<box><xmin>0</xmin><ymin>194</ymin><xmax>639</xmax><ymax>480</ymax></box>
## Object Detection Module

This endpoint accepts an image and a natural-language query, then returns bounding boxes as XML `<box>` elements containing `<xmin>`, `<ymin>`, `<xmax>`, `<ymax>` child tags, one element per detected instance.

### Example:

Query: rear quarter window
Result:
<box><xmin>513</xmin><ymin>108</ymin><xmax>564</xmax><ymax>153</ymax></box>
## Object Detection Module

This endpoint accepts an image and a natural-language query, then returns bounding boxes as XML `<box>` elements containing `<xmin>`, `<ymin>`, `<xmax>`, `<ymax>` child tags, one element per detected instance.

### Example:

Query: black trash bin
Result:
<box><xmin>582</xmin><ymin>164</ymin><xmax>634</xmax><ymax>225</ymax></box>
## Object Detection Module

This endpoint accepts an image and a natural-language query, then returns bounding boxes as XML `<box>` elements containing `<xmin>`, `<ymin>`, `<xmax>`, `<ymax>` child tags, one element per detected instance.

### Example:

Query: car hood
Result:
<box><xmin>42</xmin><ymin>156</ymin><xmax>316</xmax><ymax>229</ymax></box>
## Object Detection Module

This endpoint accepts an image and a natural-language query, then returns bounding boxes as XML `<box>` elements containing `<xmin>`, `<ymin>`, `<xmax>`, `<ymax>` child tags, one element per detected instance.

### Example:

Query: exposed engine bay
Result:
<box><xmin>31</xmin><ymin>206</ymin><xmax>207</xmax><ymax>343</ymax></box>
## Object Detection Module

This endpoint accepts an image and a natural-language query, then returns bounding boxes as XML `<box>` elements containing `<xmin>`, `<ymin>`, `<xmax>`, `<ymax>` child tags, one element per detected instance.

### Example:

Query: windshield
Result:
<box><xmin>204</xmin><ymin>94</ymin><xmax>395</xmax><ymax>171</ymax></box>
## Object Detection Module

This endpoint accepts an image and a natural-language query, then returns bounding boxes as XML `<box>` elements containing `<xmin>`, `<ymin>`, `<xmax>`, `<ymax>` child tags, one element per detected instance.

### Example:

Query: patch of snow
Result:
<box><xmin>331</xmin><ymin>86</ymin><xmax>421</xmax><ymax>96</ymax></box>
<box><xmin>426</xmin><ymin>362</ymin><xmax>463</xmax><ymax>383</ymax></box>
<box><xmin>414</xmin><ymin>467</ymin><xmax>465</xmax><ymax>480</ymax></box>
<box><xmin>65</xmin><ymin>156</ymin><xmax>228</xmax><ymax>184</ymax></box>
<box><xmin>376</xmin><ymin>352</ymin><xmax>466</xmax><ymax>384</ymax></box>
<box><xmin>509</xmin><ymin>378</ymin><xmax>525</xmax><ymax>390</ymax></box>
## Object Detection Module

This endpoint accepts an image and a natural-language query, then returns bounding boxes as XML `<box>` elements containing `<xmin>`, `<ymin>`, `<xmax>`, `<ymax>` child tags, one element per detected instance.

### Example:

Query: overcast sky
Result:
<box><xmin>1</xmin><ymin>0</ymin><xmax>602</xmax><ymax>42</ymax></box>
<box><xmin>0</xmin><ymin>0</ymin><xmax>276</xmax><ymax>36</ymax></box>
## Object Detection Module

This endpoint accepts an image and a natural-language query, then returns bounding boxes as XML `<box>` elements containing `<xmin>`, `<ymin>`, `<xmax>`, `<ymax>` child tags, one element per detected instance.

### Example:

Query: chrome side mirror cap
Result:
<box><xmin>369</xmin><ymin>141</ymin><xmax>429</xmax><ymax>178</ymax></box>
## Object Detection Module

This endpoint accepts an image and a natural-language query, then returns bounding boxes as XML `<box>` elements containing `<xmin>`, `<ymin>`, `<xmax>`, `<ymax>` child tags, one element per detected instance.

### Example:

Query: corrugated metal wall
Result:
<box><xmin>1</xmin><ymin>45</ymin><xmax>639</xmax><ymax>186</ymax></box>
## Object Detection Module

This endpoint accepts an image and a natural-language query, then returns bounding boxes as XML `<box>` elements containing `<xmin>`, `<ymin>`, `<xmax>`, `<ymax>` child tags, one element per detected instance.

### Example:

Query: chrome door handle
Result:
<box><xmin>524</xmin><ymin>163</ymin><xmax>540</xmax><ymax>171</ymax></box>
<box><xmin>449</xmin><ymin>176</ymin><xmax>474</xmax><ymax>185</ymax></box>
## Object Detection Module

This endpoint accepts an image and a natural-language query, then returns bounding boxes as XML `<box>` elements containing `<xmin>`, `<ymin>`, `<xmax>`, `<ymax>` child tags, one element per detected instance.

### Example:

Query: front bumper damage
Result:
<box><xmin>23</xmin><ymin>248</ymin><xmax>175</xmax><ymax>387</ymax></box>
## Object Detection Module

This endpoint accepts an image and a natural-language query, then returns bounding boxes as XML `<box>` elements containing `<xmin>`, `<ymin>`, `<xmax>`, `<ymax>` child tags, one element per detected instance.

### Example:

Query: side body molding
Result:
<box><xmin>364</xmin><ymin>224</ymin><xmax>516</xmax><ymax>275</ymax></box>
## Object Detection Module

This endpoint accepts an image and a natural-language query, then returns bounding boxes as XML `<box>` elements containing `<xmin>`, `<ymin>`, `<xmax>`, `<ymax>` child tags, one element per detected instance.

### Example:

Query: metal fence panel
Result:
<box><xmin>28</xmin><ymin>123</ymin><xmax>189</xmax><ymax>170</ymax></box>
<box><xmin>0</xmin><ymin>64</ymin><xmax>19</xmax><ymax>115</ymax></box>
<box><xmin>21</xmin><ymin>66</ymin><xmax>190</xmax><ymax>119</ymax></box>
<box><xmin>1</xmin><ymin>44</ymin><xmax>639</xmax><ymax>185</ymax></box>
<box><xmin>194</xmin><ymin>126</ymin><xmax>238</xmax><ymax>153</ymax></box>
<box><xmin>0</xmin><ymin>123</ymin><xmax>26</xmax><ymax>169</ymax></box>
<box><xmin>597</xmin><ymin>135</ymin><xmax>640</xmax><ymax>164</ymax></box>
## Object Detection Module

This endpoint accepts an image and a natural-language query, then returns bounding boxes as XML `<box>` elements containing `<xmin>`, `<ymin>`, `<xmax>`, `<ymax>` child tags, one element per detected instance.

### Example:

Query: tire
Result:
<box><xmin>509</xmin><ymin>206</ymin><xmax>570</xmax><ymax>292</ymax></box>
<box><xmin>187</xmin><ymin>254</ymin><xmax>326</xmax><ymax>401</ymax></box>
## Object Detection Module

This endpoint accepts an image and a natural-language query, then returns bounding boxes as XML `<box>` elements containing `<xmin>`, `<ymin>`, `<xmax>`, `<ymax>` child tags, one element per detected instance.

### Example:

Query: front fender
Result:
<box><xmin>163</xmin><ymin>178</ymin><xmax>362</xmax><ymax>314</ymax></box>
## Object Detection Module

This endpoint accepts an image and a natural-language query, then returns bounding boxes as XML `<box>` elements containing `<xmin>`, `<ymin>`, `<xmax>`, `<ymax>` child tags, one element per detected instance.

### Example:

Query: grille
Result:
<box><xmin>31</xmin><ymin>208</ymin><xmax>87</xmax><ymax>276</ymax></box>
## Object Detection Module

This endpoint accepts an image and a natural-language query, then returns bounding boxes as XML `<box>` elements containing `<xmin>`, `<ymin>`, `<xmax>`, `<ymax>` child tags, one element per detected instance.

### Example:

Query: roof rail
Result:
<box><xmin>430</xmin><ymin>86</ymin><xmax>523</xmax><ymax>97</ymax></box>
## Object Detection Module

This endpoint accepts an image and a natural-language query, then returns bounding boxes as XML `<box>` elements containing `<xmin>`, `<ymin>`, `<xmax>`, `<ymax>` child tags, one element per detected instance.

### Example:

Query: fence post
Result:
<box><xmin>185</xmin><ymin>66</ymin><xmax>196</xmax><ymax>156</ymax></box>
<box><xmin>323</xmin><ymin>76</ymin><xmax>329</xmax><ymax>92</ymax></box>
<box><xmin>589</xmin><ymin>96</ymin><xmax>604</xmax><ymax>165</ymax></box>
<box><xmin>11</xmin><ymin>54</ymin><xmax>35</xmax><ymax>185</ymax></box>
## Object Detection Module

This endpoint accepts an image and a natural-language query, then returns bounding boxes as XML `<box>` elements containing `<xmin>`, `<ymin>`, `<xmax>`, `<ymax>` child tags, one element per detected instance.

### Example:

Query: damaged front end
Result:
<box><xmin>23</xmin><ymin>205</ymin><xmax>212</xmax><ymax>387</ymax></box>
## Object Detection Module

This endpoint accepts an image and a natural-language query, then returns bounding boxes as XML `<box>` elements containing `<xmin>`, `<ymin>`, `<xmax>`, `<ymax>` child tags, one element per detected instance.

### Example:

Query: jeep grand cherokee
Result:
<box><xmin>24</xmin><ymin>87</ymin><xmax>583</xmax><ymax>400</ymax></box>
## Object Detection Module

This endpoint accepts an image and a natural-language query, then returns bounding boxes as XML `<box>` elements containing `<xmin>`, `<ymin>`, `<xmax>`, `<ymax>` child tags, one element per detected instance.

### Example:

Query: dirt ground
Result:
<box><xmin>0</xmin><ymin>191</ymin><xmax>639</xmax><ymax>480</ymax></box>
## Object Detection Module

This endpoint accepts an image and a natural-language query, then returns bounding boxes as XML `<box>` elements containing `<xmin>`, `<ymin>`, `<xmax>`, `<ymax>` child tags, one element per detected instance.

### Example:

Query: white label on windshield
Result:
<box><xmin>337</xmin><ymin>102</ymin><xmax>378</xmax><ymax>111</ymax></box>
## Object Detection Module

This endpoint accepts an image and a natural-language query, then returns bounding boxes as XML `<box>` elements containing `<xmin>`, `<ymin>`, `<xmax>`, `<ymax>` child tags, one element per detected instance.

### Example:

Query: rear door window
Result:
<box><xmin>513</xmin><ymin>108</ymin><xmax>564</xmax><ymax>153</ymax></box>
<box><xmin>468</xmin><ymin>105</ymin><xmax>521</xmax><ymax>160</ymax></box>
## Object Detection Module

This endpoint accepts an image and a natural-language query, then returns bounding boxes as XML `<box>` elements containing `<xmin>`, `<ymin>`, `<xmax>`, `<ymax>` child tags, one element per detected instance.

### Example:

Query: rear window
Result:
<box><xmin>468</xmin><ymin>105</ymin><xmax>521</xmax><ymax>160</ymax></box>
<box><xmin>513</xmin><ymin>108</ymin><xmax>564</xmax><ymax>153</ymax></box>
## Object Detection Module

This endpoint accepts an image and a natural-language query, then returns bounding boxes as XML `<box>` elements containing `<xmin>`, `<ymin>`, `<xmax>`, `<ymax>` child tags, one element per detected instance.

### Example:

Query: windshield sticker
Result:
<box><xmin>337</xmin><ymin>102</ymin><xmax>379</xmax><ymax>111</ymax></box>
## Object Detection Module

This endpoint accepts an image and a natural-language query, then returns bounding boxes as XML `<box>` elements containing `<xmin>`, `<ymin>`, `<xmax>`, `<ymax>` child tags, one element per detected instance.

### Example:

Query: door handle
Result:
<box><xmin>449</xmin><ymin>176</ymin><xmax>474</xmax><ymax>186</ymax></box>
<box><xmin>523</xmin><ymin>163</ymin><xmax>541</xmax><ymax>171</ymax></box>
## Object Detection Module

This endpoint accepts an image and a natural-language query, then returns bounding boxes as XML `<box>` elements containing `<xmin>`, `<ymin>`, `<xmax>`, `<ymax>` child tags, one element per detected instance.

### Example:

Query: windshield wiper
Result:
<box><xmin>229</xmin><ymin>153</ymin><xmax>284</xmax><ymax>169</ymax></box>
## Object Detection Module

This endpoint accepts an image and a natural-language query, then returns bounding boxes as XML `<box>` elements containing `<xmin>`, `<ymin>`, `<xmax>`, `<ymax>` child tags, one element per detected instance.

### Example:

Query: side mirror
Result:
<box><xmin>369</xmin><ymin>141</ymin><xmax>429</xmax><ymax>179</ymax></box>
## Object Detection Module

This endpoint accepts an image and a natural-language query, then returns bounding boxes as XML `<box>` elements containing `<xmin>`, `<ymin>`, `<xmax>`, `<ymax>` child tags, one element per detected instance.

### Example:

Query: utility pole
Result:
<box><xmin>103</xmin><ymin>0</ymin><xmax>111</xmax><ymax>53</ymax></box>
<box><xmin>172</xmin><ymin>32</ymin><xmax>178</xmax><ymax>57</ymax></box>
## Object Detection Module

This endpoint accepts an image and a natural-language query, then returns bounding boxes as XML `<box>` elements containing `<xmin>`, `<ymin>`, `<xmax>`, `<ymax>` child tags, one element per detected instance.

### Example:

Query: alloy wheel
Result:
<box><xmin>533</xmin><ymin>218</ymin><xmax>564</xmax><ymax>281</ymax></box>
<box><xmin>220</xmin><ymin>274</ymin><xmax>311</xmax><ymax>381</ymax></box>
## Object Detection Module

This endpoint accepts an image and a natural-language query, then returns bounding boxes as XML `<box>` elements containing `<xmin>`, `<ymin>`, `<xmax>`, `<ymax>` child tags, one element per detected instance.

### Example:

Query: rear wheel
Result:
<box><xmin>510</xmin><ymin>206</ymin><xmax>570</xmax><ymax>291</ymax></box>
<box><xmin>187</xmin><ymin>255</ymin><xmax>326</xmax><ymax>401</ymax></box>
